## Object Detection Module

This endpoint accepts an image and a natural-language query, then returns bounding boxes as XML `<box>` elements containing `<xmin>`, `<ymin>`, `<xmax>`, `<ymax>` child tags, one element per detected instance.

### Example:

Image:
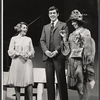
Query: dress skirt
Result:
<box><xmin>7</xmin><ymin>57</ymin><xmax>34</xmax><ymax>87</ymax></box>
<box><xmin>67</xmin><ymin>58</ymin><xmax>82</xmax><ymax>88</ymax></box>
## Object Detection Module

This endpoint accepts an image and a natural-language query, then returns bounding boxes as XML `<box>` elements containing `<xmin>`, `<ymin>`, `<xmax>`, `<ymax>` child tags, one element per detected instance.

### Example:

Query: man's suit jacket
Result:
<box><xmin>40</xmin><ymin>21</ymin><xmax>68</xmax><ymax>61</ymax></box>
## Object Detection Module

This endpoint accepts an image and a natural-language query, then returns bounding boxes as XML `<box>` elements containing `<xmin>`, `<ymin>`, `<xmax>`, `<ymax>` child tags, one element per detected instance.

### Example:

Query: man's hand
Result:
<box><xmin>51</xmin><ymin>50</ymin><xmax>58</xmax><ymax>57</ymax></box>
<box><xmin>45</xmin><ymin>50</ymin><xmax>53</xmax><ymax>58</ymax></box>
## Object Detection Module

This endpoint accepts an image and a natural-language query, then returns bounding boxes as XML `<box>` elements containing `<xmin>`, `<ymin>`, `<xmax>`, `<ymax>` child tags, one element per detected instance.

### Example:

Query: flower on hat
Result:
<box><xmin>68</xmin><ymin>9</ymin><xmax>84</xmax><ymax>22</ymax></box>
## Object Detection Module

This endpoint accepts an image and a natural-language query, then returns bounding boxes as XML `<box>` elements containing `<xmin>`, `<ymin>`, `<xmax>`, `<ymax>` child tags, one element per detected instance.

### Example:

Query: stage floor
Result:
<box><xmin>3</xmin><ymin>67</ymin><xmax>99</xmax><ymax>100</ymax></box>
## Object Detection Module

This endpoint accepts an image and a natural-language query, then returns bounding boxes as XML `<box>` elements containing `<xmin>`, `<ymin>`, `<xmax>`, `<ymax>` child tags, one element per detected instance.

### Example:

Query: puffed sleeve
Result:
<box><xmin>8</xmin><ymin>37</ymin><xmax>18</xmax><ymax>58</ymax></box>
<box><xmin>28</xmin><ymin>38</ymin><xmax>35</xmax><ymax>58</ymax></box>
<box><xmin>82</xmin><ymin>29</ymin><xmax>91</xmax><ymax>37</ymax></box>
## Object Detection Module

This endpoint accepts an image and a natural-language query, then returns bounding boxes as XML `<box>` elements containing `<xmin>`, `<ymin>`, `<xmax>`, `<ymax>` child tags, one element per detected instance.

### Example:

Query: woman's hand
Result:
<box><xmin>9</xmin><ymin>51</ymin><xmax>20</xmax><ymax>59</ymax></box>
<box><xmin>59</xmin><ymin>30</ymin><xmax>67</xmax><ymax>42</ymax></box>
<box><xmin>19</xmin><ymin>52</ymin><xmax>29</xmax><ymax>61</ymax></box>
<box><xmin>15</xmin><ymin>52</ymin><xmax>20</xmax><ymax>56</ymax></box>
<box><xmin>59</xmin><ymin>30</ymin><xmax>66</xmax><ymax>38</ymax></box>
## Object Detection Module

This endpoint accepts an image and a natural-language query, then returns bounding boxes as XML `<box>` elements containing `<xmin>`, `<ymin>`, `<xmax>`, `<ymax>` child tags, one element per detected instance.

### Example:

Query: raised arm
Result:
<box><xmin>56</xmin><ymin>23</ymin><xmax>69</xmax><ymax>53</ymax></box>
<box><xmin>60</xmin><ymin>28</ymin><xmax>70</xmax><ymax>56</ymax></box>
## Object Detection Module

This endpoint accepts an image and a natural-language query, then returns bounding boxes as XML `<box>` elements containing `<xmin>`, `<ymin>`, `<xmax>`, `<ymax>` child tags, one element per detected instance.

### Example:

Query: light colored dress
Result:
<box><xmin>7</xmin><ymin>34</ymin><xmax>35</xmax><ymax>87</ymax></box>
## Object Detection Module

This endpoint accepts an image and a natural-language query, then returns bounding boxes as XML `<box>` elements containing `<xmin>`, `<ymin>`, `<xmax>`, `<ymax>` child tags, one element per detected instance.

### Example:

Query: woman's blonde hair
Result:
<box><xmin>14</xmin><ymin>22</ymin><xmax>28</xmax><ymax>32</ymax></box>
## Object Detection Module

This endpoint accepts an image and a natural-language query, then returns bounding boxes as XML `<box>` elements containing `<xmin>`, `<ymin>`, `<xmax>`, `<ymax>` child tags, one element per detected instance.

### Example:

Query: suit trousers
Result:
<box><xmin>45</xmin><ymin>58</ymin><xmax>68</xmax><ymax>100</ymax></box>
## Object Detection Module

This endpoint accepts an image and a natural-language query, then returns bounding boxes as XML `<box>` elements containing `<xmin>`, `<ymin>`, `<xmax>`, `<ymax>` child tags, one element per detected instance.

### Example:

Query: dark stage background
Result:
<box><xmin>3</xmin><ymin>0</ymin><xmax>98</xmax><ymax>72</ymax></box>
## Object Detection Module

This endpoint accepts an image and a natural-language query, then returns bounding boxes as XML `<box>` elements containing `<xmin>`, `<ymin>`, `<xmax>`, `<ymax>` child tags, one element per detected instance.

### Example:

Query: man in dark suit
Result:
<box><xmin>40</xmin><ymin>6</ymin><xmax>69</xmax><ymax>100</ymax></box>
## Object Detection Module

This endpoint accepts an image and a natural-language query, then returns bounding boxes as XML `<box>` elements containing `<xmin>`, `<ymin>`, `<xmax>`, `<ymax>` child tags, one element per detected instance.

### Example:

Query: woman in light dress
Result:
<box><xmin>60</xmin><ymin>10</ymin><xmax>95</xmax><ymax>100</ymax></box>
<box><xmin>7</xmin><ymin>22</ymin><xmax>35</xmax><ymax>100</ymax></box>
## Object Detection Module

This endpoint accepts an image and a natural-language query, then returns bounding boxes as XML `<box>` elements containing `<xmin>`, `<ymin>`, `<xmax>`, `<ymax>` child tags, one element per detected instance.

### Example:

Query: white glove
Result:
<box><xmin>89</xmin><ymin>80</ymin><xmax>95</xmax><ymax>89</ymax></box>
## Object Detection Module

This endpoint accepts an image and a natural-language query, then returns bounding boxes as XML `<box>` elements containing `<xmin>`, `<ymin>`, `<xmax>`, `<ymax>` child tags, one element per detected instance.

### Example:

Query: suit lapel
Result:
<box><xmin>46</xmin><ymin>21</ymin><xmax>61</xmax><ymax>47</ymax></box>
<box><xmin>46</xmin><ymin>24</ymin><xmax>51</xmax><ymax>47</ymax></box>
<box><xmin>53</xmin><ymin>21</ymin><xmax>61</xmax><ymax>32</ymax></box>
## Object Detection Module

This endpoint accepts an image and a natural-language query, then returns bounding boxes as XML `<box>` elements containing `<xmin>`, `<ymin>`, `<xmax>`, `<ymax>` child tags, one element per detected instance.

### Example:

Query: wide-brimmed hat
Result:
<box><xmin>67</xmin><ymin>9</ymin><xmax>84</xmax><ymax>23</ymax></box>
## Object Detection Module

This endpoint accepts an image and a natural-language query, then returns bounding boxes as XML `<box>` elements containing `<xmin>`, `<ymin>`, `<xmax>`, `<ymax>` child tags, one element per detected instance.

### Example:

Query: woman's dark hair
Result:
<box><xmin>48</xmin><ymin>6</ymin><xmax>59</xmax><ymax>14</ymax></box>
<box><xmin>72</xmin><ymin>19</ymin><xmax>84</xmax><ymax>26</ymax></box>
<box><xmin>77</xmin><ymin>20</ymin><xmax>84</xmax><ymax>26</ymax></box>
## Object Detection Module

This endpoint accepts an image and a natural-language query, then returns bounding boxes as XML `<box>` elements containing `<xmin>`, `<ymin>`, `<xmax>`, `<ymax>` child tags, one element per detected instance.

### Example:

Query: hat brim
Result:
<box><xmin>66</xmin><ymin>18</ymin><xmax>85</xmax><ymax>24</ymax></box>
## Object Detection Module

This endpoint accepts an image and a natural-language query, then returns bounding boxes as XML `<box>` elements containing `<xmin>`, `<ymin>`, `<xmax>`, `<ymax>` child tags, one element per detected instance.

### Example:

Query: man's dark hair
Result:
<box><xmin>48</xmin><ymin>6</ymin><xmax>59</xmax><ymax>14</ymax></box>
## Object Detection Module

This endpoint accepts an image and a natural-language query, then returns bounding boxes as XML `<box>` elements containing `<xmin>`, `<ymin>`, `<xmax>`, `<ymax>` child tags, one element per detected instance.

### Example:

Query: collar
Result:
<box><xmin>51</xmin><ymin>19</ymin><xmax>58</xmax><ymax>27</ymax></box>
<box><xmin>75</xmin><ymin>27</ymin><xmax>84</xmax><ymax>33</ymax></box>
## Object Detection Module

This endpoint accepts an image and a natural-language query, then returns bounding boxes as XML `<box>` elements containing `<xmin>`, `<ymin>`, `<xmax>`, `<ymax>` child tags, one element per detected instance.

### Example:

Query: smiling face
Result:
<box><xmin>71</xmin><ymin>20</ymin><xmax>79</xmax><ymax>29</ymax></box>
<box><xmin>20</xmin><ymin>24</ymin><xmax>28</xmax><ymax>36</ymax></box>
<box><xmin>49</xmin><ymin>9</ymin><xmax>59</xmax><ymax>22</ymax></box>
